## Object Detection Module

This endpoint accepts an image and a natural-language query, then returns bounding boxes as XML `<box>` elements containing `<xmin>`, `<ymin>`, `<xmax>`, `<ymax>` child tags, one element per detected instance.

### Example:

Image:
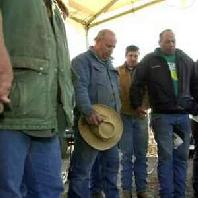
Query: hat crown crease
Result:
<box><xmin>91</xmin><ymin>120</ymin><xmax>115</xmax><ymax>141</ymax></box>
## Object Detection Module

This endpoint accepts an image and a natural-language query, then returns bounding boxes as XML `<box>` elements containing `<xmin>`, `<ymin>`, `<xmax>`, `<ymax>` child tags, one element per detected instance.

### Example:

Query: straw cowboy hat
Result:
<box><xmin>78</xmin><ymin>104</ymin><xmax>123</xmax><ymax>151</ymax></box>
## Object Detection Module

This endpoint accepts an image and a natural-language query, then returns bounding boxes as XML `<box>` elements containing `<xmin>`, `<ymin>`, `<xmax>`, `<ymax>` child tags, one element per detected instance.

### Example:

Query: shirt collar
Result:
<box><xmin>89</xmin><ymin>46</ymin><xmax>112</xmax><ymax>64</ymax></box>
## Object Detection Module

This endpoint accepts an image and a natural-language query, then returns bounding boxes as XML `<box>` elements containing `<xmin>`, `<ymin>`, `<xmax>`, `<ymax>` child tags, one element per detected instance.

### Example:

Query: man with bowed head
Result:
<box><xmin>68</xmin><ymin>29</ymin><xmax>121</xmax><ymax>198</ymax></box>
<box><xmin>118</xmin><ymin>45</ymin><xmax>149</xmax><ymax>198</ymax></box>
<box><xmin>130</xmin><ymin>29</ymin><xmax>197</xmax><ymax>198</ymax></box>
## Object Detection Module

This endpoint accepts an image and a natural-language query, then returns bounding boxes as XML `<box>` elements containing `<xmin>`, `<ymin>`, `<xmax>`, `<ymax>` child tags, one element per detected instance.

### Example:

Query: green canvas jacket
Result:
<box><xmin>0</xmin><ymin>0</ymin><xmax>74</xmax><ymax>133</ymax></box>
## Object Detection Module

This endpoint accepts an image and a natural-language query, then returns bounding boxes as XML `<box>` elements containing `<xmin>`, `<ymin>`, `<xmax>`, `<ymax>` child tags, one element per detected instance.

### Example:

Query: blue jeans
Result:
<box><xmin>67</xmin><ymin>130</ymin><xmax>119</xmax><ymax>198</ymax></box>
<box><xmin>191</xmin><ymin>119</ymin><xmax>198</xmax><ymax>196</ymax></box>
<box><xmin>119</xmin><ymin>114</ymin><xmax>148</xmax><ymax>192</ymax></box>
<box><xmin>90</xmin><ymin>154</ymin><xmax>103</xmax><ymax>194</ymax></box>
<box><xmin>0</xmin><ymin>130</ymin><xmax>63</xmax><ymax>198</ymax></box>
<box><xmin>151</xmin><ymin>114</ymin><xmax>191</xmax><ymax>198</ymax></box>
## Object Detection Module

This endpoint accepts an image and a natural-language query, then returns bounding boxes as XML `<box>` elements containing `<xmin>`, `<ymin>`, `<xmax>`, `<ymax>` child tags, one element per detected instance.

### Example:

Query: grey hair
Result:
<box><xmin>94</xmin><ymin>29</ymin><xmax>115</xmax><ymax>41</ymax></box>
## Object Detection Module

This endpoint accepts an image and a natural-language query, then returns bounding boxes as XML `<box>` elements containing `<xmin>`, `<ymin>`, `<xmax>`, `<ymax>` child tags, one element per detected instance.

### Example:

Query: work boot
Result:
<box><xmin>136</xmin><ymin>191</ymin><xmax>149</xmax><ymax>198</ymax></box>
<box><xmin>120</xmin><ymin>190</ymin><xmax>132</xmax><ymax>198</ymax></box>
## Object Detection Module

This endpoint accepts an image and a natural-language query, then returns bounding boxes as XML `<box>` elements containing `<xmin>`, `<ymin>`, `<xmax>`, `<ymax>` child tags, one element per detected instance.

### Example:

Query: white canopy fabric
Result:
<box><xmin>65</xmin><ymin>0</ymin><xmax>165</xmax><ymax>28</ymax></box>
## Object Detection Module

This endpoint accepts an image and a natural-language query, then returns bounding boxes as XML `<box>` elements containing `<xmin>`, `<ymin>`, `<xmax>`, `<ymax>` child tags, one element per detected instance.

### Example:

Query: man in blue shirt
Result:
<box><xmin>68</xmin><ymin>29</ymin><xmax>121</xmax><ymax>198</ymax></box>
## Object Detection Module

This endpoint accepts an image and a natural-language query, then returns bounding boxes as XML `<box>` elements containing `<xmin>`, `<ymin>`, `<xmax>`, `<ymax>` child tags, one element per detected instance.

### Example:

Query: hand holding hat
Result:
<box><xmin>78</xmin><ymin>104</ymin><xmax>123</xmax><ymax>151</ymax></box>
<box><xmin>85</xmin><ymin>110</ymin><xmax>103</xmax><ymax>126</ymax></box>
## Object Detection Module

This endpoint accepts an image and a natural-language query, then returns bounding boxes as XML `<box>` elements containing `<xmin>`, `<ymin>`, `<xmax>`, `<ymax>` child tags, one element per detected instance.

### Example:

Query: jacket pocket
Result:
<box><xmin>7</xmin><ymin>57</ymin><xmax>49</xmax><ymax>118</ymax></box>
<box><xmin>92</xmin><ymin>64</ymin><xmax>118</xmax><ymax>106</ymax></box>
<box><xmin>92</xmin><ymin>65</ymin><xmax>109</xmax><ymax>104</ymax></box>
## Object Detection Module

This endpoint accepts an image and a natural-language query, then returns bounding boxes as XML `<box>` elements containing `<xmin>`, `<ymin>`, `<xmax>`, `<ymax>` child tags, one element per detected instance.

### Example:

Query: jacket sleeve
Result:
<box><xmin>191</xmin><ymin>61</ymin><xmax>198</xmax><ymax>102</ymax></box>
<box><xmin>72</xmin><ymin>55</ymin><xmax>92</xmax><ymax>116</ymax></box>
<box><xmin>129</xmin><ymin>57</ymin><xmax>148</xmax><ymax>109</ymax></box>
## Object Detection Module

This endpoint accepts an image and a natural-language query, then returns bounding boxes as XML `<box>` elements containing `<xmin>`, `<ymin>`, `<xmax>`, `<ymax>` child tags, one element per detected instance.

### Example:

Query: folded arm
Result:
<box><xmin>129</xmin><ymin>58</ymin><xmax>148</xmax><ymax>117</ymax></box>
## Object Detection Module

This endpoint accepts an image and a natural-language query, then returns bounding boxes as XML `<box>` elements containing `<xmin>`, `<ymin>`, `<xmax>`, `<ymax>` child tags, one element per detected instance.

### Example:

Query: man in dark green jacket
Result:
<box><xmin>0</xmin><ymin>0</ymin><xmax>74</xmax><ymax>197</ymax></box>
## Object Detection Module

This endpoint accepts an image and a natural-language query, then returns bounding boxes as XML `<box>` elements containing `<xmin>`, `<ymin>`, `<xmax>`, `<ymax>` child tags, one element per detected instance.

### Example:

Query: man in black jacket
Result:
<box><xmin>130</xmin><ymin>29</ymin><xmax>196</xmax><ymax>198</ymax></box>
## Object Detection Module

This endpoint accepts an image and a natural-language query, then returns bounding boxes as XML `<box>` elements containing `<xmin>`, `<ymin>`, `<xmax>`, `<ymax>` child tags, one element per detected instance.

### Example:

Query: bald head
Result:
<box><xmin>95</xmin><ymin>29</ymin><xmax>115</xmax><ymax>41</ymax></box>
<box><xmin>159</xmin><ymin>29</ymin><xmax>176</xmax><ymax>55</ymax></box>
<box><xmin>93</xmin><ymin>29</ymin><xmax>117</xmax><ymax>61</ymax></box>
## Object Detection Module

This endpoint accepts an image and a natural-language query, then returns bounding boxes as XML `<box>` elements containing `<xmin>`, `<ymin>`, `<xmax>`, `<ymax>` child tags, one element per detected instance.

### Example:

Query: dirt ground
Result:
<box><xmin>141</xmin><ymin>157</ymin><xmax>194</xmax><ymax>198</ymax></box>
<box><xmin>61</xmin><ymin>154</ymin><xmax>194</xmax><ymax>198</ymax></box>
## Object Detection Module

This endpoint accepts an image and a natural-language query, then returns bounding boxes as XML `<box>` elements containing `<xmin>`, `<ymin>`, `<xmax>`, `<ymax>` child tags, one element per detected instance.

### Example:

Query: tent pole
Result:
<box><xmin>85</xmin><ymin>26</ymin><xmax>89</xmax><ymax>49</ymax></box>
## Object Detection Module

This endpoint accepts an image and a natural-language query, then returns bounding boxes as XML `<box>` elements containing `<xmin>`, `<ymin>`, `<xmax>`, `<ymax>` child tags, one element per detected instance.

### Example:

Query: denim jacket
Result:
<box><xmin>72</xmin><ymin>48</ymin><xmax>121</xmax><ymax>116</ymax></box>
